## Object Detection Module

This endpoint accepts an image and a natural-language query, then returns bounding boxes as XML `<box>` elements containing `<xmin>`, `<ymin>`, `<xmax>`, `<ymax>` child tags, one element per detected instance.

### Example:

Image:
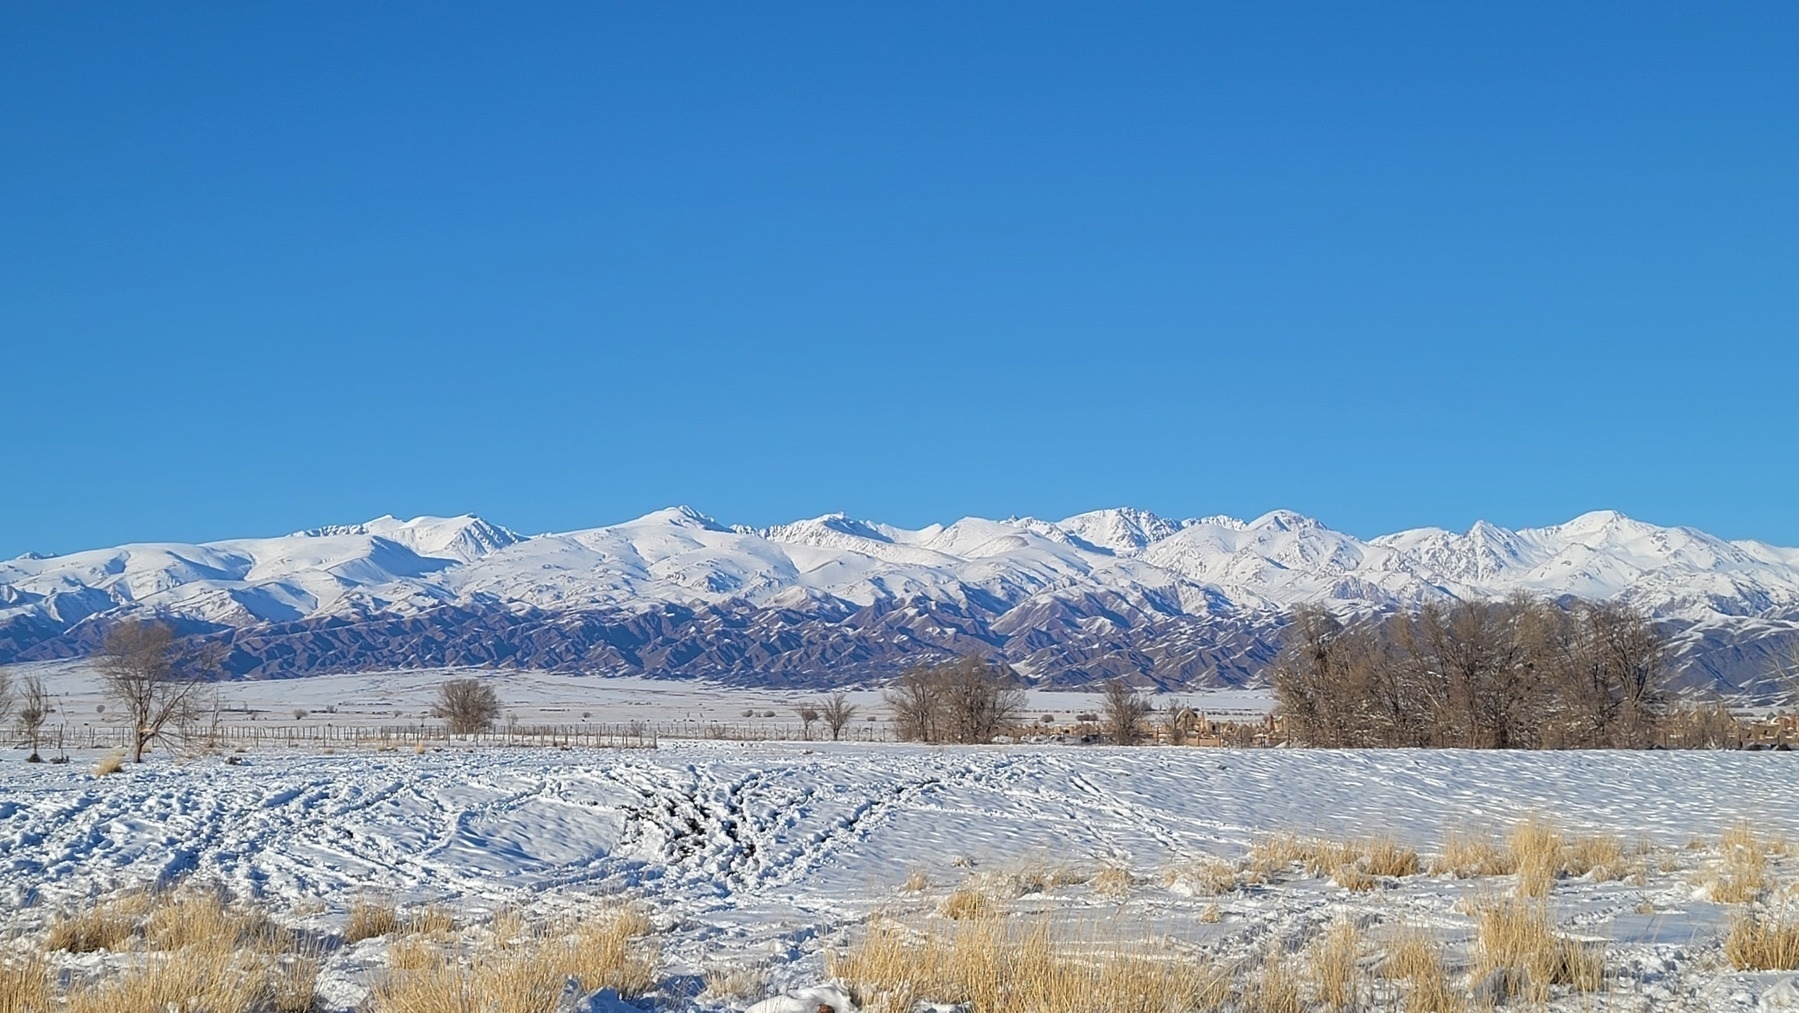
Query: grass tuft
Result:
<box><xmin>1471</xmin><ymin>897</ymin><xmax>1605</xmax><ymax>1002</ymax></box>
<box><xmin>1724</xmin><ymin>911</ymin><xmax>1799</xmax><ymax>970</ymax></box>
<box><xmin>345</xmin><ymin>896</ymin><xmax>403</xmax><ymax>943</ymax></box>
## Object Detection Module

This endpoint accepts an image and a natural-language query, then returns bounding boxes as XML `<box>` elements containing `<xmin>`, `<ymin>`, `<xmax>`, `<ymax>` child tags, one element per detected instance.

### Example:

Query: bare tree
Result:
<box><xmin>1100</xmin><ymin>679</ymin><xmax>1153</xmax><ymax>745</ymax></box>
<box><xmin>885</xmin><ymin>656</ymin><xmax>1026</xmax><ymax>744</ymax></box>
<box><xmin>818</xmin><ymin>691</ymin><xmax>859</xmax><ymax>741</ymax></box>
<box><xmin>885</xmin><ymin>665</ymin><xmax>941</xmax><ymax>743</ymax></box>
<box><xmin>794</xmin><ymin>704</ymin><xmax>820</xmax><ymax>740</ymax></box>
<box><xmin>433</xmin><ymin>678</ymin><xmax>500</xmax><ymax>735</ymax></box>
<box><xmin>16</xmin><ymin>676</ymin><xmax>50</xmax><ymax>762</ymax></box>
<box><xmin>98</xmin><ymin>620</ymin><xmax>224</xmax><ymax>763</ymax></box>
<box><xmin>0</xmin><ymin>669</ymin><xmax>12</xmax><ymax>730</ymax></box>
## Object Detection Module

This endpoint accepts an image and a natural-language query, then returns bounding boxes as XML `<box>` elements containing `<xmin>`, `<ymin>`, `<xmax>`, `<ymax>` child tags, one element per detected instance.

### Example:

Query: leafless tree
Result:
<box><xmin>818</xmin><ymin>691</ymin><xmax>859</xmax><ymax>741</ymax></box>
<box><xmin>433</xmin><ymin>678</ymin><xmax>501</xmax><ymax>735</ymax></box>
<box><xmin>794</xmin><ymin>704</ymin><xmax>820</xmax><ymax>740</ymax></box>
<box><xmin>98</xmin><ymin>620</ymin><xmax>224</xmax><ymax>763</ymax></box>
<box><xmin>1100</xmin><ymin>679</ymin><xmax>1153</xmax><ymax>745</ymax></box>
<box><xmin>885</xmin><ymin>666</ymin><xmax>941</xmax><ymax>743</ymax></box>
<box><xmin>0</xmin><ymin>670</ymin><xmax>12</xmax><ymax>730</ymax></box>
<box><xmin>16</xmin><ymin>676</ymin><xmax>50</xmax><ymax>762</ymax></box>
<box><xmin>1274</xmin><ymin>597</ymin><xmax>1671</xmax><ymax>749</ymax></box>
<box><xmin>885</xmin><ymin>655</ymin><xmax>1025</xmax><ymax>744</ymax></box>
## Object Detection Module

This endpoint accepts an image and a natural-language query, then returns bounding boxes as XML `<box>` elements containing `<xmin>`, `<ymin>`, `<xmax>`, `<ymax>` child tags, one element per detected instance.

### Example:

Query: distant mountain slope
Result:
<box><xmin>4</xmin><ymin>507</ymin><xmax>1797</xmax><ymax>695</ymax></box>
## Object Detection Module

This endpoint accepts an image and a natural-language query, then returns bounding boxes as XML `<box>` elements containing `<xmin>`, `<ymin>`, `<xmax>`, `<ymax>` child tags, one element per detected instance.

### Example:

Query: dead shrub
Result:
<box><xmin>92</xmin><ymin>751</ymin><xmax>125</xmax><ymax>777</ymax></box>
<box><xmin>900</xmin><ymin>869</ymin><xmax>930</xmax><ymax>893</ymax></box>
<box><xmin>1330</xmin><ymin>865</ymin><xmax>1377</xmax><ymax>892</ymax></box>
<box><xmin>1244</xmin><ymin>945</ymin><xmax>1302</xmax><ymax>1013</ymax></box>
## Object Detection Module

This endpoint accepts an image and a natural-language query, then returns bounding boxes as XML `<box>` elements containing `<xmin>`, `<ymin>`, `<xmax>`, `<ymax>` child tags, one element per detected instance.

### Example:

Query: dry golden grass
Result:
<box><xmin>404</xmin><ymin>904</ymin><xmax>457</xmax><ymax>937</ymax></box>
<box><xmin>1363</xmin><ymin>838</ymin><xmax>1421</xmax><ymax>878</ymax></box>
<box><xmin>939</xmin><ymin>886</ymin><xmax>996</xmax><ymax>921</ymax></box>
<box><xmin>45</xmin><ymin>891</ymin><xmax>153</xmax><ymax>953</ymax></box>
<box><xmin>1509</xmin><ymin>817</ymin><xmax>1565</xmax><ymax>899</ymax></box>
<box><xmin>1706</xmin><ymin>824</ymin><xmax>1783</xmax><ymax>904</ymax></box>
<box><xmin>1471</xmin><ymin>897</ymin><xmax>1604</xmax><ymax>1002</ymax></box>
<box><xmin>373</xmin><ymin>907</ymin><xmax>659</xmax><ymax>1013</ymax></box>
<box><xmin>1251</xmin><ymin>833</ymin><xmax>1357</xmax><ymax>878</ymax></box>
<box><xmin>369</xmin><ymin>945</ymin><xmax>563</xmax><ymax>1013</ymax></box>
<box><xmin>1329</xmin><ymin>865</ymin><xmax>1377</xmax><ymax>892</ymax></box>
<box><xmin>1380</xmin><ymin>930</ymin><xmax>1465</xmax><ymax>1013</ymax></box>
<box><xmin>63</xmin><ymin>947</ymin><xmax>267</xmax><ymax>1013</ymax></box>
<box><xmin>268</xmin><ymin>943</ymin><xmax>324</xmax><ymax>1013</ymax></box>
<box><xmin>388</xmin><ymin>935</ymin><xmax>442</xmax><ymax>971</ymax></box>
<box><xmin>1431</xmin><ymin>830</ymin><xmax>1514</xmax><ymax>878</ymax></box>
<box><xmin>1309</xmin><ymin>921</ymin><xmax>1362</xmax><ymax>1010</ymax></box>
<box><xmin>552</xmin><ymin>909</ymin><xmax>659</xmax><ymax>997</ymax></box>
<box><xmin>1090</xmin><ymin>862</ymin><xmax>1135</xmax><ymax>897</ymax></box>
<box><xmin>1161</xmin><ymin>856</ymin><xmax>1241</xmax><ymax>897</ymax></box>
<box><xmin>702</xmin><ymin>962</ymin><xmax>767</xmax><ymax>1000</ymax></box>
<box><xmin>1252</xmin><ymin>832</ymin><xmax>1418</xmax><ymax>884</ymax></box>
<box><xmin>91</xmin><ymin>752</ymin><xmax>124</xmax><ymax>776</ymax></box>
<box><xmin>346</xmin><ymin>896</ymin><xmax>403</xmax><ymax>943</ymax></box>
<box><xmin>830</xmin><ymin>917</ymin><xmax>1230</xmax><ymax>1013</ymax></box>
<box><xmin>1243</xmin><ymin>946</ymin><xmax>1302</xmax><ymax>1013</ymax></box>
<box><xmin>0</xmin><ymin>951</ymin><xmax>52</xmax><ymax>1013</ymax></box>
<box><xmin>1724</xmin><ymin>911</ymin><xmax>1799</xmax><ymax>970</ymax></box>
<box><xmin>900</xmin><ymin>869</ymin><xmax>930</xmax><ymax>893</ymax></box>
<box><xmin>144</xmin><ymin>889</ymin><xmax>283</xmax><ymax>953</ymax></box>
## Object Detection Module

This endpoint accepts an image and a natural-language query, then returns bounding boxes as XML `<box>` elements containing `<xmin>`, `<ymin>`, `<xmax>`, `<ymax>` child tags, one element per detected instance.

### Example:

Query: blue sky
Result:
<box><xmin>4</xmin><ymin>2</ymin><xmax>1796</xmax><ymax>555</ymax></box>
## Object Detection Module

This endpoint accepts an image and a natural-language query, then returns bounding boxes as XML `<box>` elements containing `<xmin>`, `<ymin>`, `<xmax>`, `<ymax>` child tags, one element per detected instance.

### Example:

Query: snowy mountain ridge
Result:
<box><xmin>4</xmin><ymin>507</ymin><xmax>1798</xmax><ymax>690</ymax></box>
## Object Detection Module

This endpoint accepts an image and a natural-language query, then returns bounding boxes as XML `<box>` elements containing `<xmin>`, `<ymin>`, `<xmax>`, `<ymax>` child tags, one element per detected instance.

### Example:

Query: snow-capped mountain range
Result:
<box><xmin>4</xmin><ymin>507</ymin><xmax>1798</xmax><ymax>693</ymax></box>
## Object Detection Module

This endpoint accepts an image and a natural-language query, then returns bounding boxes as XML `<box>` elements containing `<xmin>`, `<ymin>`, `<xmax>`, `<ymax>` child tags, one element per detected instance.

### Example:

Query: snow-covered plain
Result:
<box><xmin>4</xmin><ymin>739</ymin><xmax>1799</xmax><ymax>1010</ymax></box>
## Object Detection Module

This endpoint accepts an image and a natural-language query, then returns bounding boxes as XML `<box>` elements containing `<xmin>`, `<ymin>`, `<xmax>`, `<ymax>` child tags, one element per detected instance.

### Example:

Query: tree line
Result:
<box><xmin>1273</xmin><ymin>596</ymin><xmax>1670</xmax><ymax>749</ymax></box>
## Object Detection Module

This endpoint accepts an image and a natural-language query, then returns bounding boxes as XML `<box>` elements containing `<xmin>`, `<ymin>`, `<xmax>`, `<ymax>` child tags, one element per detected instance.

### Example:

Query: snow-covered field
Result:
<box><xmin>5</xmin><ymin>739</ymin><xmax>1799</xmax><ymax>1010</ymax></box>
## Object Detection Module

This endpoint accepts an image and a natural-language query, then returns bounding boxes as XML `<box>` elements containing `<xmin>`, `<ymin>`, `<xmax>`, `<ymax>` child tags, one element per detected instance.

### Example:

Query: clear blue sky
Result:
<box><xmin>4</xmin><ymin>2</ymin><xmax>1797</xmax><ymax>556</ymax></box>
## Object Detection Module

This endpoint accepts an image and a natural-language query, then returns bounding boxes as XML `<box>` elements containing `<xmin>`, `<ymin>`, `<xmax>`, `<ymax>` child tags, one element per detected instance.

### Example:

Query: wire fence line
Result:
<box><xmin>33</xmin><ymin>719</ymin><xmax>899</xmax><ymax>753</ymax></box>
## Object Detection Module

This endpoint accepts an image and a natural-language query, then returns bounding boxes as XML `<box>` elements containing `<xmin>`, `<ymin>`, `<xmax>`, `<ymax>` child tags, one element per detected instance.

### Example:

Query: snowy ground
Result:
<box><xmin>4</xmin><ymin>737</ymin><xmax>1799</xmax><ymax>1010</ymax></box>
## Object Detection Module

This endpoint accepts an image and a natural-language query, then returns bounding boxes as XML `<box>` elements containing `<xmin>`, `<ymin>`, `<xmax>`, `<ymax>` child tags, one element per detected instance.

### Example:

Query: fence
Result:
<box><xmin>39</xmin><ymin>718</ymin><xmax>898</xmax><ymax>754</ymax></box>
